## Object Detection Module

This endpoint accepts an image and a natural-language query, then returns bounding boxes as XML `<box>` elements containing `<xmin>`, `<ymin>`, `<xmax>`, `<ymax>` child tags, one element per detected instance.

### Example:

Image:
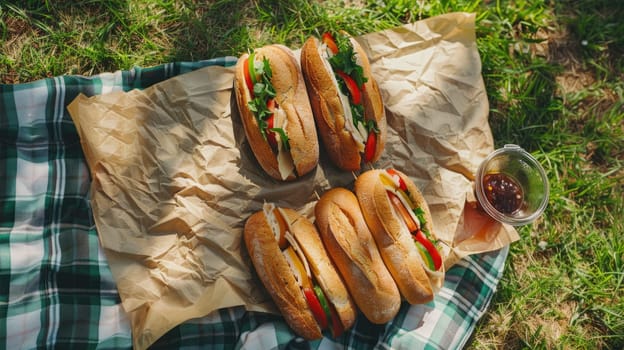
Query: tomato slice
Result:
<box><xmin>328</xmin><ymin>304</ymin><xmax>344</xmax><ymax>338</ymax></box>
<box><xmin>387</xmin><ymin>191</ymin><xmax>419</xmax><ymax>233</ymax></box>
<box><xmin>243</xmin><ymin>58</ymin><xmax>254</xmax><ymax>93</ymax></box>
<box><xmin>304</xmin><ymin>288</ymin><xmax>328</xmax><ymax>330</ymax></box>
<box><xmin>413</xmin><ymin>230</ymin><xmax>442</xmax><ymax>271</ymax></box>
<box><xmin>266</xmin><ymin>98</ymin><xmax>276</xmax><ymax>111</ymax></box>
<box><xmin>364</xmin><ymin>132</ymin><xmax>376</xmax><ymax>163</ymax></box>
<box><xmin>266</xmin><ymin>99</ymin><xmax>277</xmax><ymax>148</ymax></box>
<box><xmin>266</xmin><ymin>115</ymin><xmax>277</xmax><ymax>149</ymax></box>
<box><xmin>322</xmin><ymin>32</ymin><xmax>339</xmax><ymax>54</ymax></box>
<box><xmin>313</xmin><ymin>286</ymin><xmax>332</xmax><ymax>327</ymax></box>
<box><xmin>314</xmin><ymin>285</ymin><xmax>345</xmax><ymax>338</ymax></box>
<box><xmin>336</xmin><ymin>70</ymin><xmax>362</xmax><ymax>105</ymax></box>
<box><xmin>386</xmin><ymin>168</ymin><xmax>408</xmax><ymax>192</ymax></box>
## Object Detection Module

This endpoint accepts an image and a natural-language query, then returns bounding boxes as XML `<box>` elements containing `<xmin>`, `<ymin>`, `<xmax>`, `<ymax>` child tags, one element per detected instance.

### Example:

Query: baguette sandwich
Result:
<box><xmin>301</xmin><ymin>31</ymin><xmax>386</xmax><ymax>171</ymax></box>
<box><xmin>354</xmin><ymin>169</ymin><xmax>445</xmax><ymax>304</ymax></box>
<box><xmin>244</xmin><ymin>203</ymin><xmax>356</xmax><ymax>339</ymax></box>
<box><xmin>234</xmin><ymin>45</ymin><xmax>319</xmax><ymax>181</ymax></box>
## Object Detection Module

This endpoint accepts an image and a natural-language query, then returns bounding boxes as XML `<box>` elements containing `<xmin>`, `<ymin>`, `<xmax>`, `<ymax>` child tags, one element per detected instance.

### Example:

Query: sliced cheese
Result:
<box><xmin>276</xmin><ymin>207</ymin><xmax>312</xmax><ymax>280</ymax></box>
<box><xmin>379</xmin><ymin>172</ymin><xmax>443</xmax><ymax>277</ymax></box>
<box><xmin>282</xmin><ymin>247</ymin><xmax>308</xmax><ymax>289</ymax></box>
<box><xmin>319</xmin><ymin>43</ymin><xmax>366</xmax><ymax>152</ymax></box>
<box><xmin>285</xmin><ymin>231</ymin><xmax>313</xmax><ymax>286</ymax></box>
<box><xmin>272</xmin><ymin>206</ymin><xmax>313</xmax><ymax>289</ymax></box>
<box><xmin>379</xmin><ymin>171</ymin><xmax>421</xmax><ymax>230</ymax></box>
<box><xmin>273</xmin><ymin>108</ymin><xmax>295</xmax><ymax>180</ymax></box>
<box><xmin>340</xmin><ymin>91</ymin><xmax>366</xmax><ymax>152</ymax></box>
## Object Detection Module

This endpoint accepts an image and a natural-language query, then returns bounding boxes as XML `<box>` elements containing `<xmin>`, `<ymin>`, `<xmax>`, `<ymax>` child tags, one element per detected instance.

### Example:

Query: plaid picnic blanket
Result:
<box><xmin>0</xmin><ymin>57</ymin><xmax>509</xmax><ymax>349</ymax></box>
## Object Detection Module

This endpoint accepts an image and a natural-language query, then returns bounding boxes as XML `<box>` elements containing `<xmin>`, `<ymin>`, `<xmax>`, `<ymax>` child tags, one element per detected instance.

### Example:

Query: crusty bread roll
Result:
<box><xmin>244</xmin><ymin>204</ymin><xmax>356</xmax><ymax>339</ymax></box>
<box><xmin>234</xmin><ymin>44</ymin><xmax>319</xmax><ymax>181</ymax></box>
<box><xmin>354</xmin><ymin>169</ymin><xmax>445</xmax><ymax>304</ymax></box>
<box><xmin>280</xmin><ymin>208</ymin><xmax>357</xmax><ymax>332</ymax></box>
<box><xmin>314</xmin><ymin>188</ymin><xmax>400</xmax><ymax>324</ymax></box>
<box><xmin>300</xmin><ymin>32</ymin><xmax>386</xmax><ymax>171</ymax></box>
<box><xmin>244</xmin><ymin>208</ymin><xmax>321</xmax><ymax>339</ymax></box>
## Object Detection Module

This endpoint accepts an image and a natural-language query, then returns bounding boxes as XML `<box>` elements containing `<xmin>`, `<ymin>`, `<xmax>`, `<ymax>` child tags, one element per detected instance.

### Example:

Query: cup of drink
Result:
<box><xmin>474</xmin><ymin>144</ymin><xmax>549</xmax><ymax>226</ymax></box>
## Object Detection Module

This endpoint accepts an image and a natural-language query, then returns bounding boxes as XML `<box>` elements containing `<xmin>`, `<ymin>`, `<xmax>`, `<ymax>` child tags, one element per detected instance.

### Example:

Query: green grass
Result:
<box><xmin>1</xmin><ymin>0</ymin><xmax>622</xmax><ymax>348</ymax></box>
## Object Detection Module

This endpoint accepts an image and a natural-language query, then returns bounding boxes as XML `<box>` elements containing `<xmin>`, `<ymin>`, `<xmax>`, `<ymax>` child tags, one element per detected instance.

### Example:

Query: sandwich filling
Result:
<box><xmin>262</xmin><ymin>203</ymin><xmax>345</xmax><ymax>337</ymax></box>
<box><xmin>318</xmin><ymin>32</ymin><xmax>379</xmax><ymax>162</ymax></box>
<box><xmin>379</xmin><ymin>170</ymin><xmax>444</xmax><ymax>276</ymax></box>
<box><xmin>244</xmin><ymin>53</ymin><xmax>295</xmax><ymax>180</ymax></box>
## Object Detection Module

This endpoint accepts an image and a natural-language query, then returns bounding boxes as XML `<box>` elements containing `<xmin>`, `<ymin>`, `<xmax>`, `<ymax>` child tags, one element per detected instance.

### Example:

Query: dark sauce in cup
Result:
<box><xmin>483</xmin><ymin>173</ymin><xmax>524</xmax><ymax>214</ymax></box>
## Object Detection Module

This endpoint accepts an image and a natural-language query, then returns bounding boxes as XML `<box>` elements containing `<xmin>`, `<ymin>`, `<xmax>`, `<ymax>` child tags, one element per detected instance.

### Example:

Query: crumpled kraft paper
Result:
<box><xmin>67</xmin><ymin>12</ymin><xmax>519</xmax><ymax>350</ymax></box>
<box><xmin>355</xmin><ymin>13</ymin><xmax>520</xmax><ymax>266</ymax></box>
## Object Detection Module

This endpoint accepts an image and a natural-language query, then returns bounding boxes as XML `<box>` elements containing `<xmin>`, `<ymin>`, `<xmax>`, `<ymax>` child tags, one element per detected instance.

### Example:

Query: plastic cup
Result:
<box><xmin>475</xmin><ymin>144</ymin><xmax>549</xmax><ymax>226</ymax></box>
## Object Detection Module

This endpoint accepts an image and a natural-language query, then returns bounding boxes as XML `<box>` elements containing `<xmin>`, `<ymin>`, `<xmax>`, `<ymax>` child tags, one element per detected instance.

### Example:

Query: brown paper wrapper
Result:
<box><xmin>68</xmin><ymin>12</ymin><xmax>518</xmax><ymax>350</ymax></box>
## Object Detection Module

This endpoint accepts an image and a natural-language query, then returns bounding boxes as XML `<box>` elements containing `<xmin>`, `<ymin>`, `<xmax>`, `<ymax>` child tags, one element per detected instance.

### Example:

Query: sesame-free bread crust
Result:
<box><xmin>234</xmin><ymin>44</ymin><xmax>319</xmax><ymax>180</ymax></box>
<box><xmin>314</xmin><ymin>188</ymin><xmax>400</xmax><ymax>324</ymax></box>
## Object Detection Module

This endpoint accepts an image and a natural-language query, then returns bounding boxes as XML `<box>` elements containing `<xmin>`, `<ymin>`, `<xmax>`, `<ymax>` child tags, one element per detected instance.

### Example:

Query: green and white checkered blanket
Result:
<box><xmin>0</xmin><ymin>57</ymin><xmax>508</xmax><ymax>349</ymax></box>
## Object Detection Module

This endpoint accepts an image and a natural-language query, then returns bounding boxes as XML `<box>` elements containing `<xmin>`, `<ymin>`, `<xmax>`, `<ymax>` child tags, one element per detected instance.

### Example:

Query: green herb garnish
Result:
<box><xmin>328</xmin><ymin>33</ymin><xmax>367</xmax><ymax>89</ymax></box>
<box><xmin>247</xmin><ymin>56</ymin><xmax>290</xmax><ymax>151</ymax></box>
